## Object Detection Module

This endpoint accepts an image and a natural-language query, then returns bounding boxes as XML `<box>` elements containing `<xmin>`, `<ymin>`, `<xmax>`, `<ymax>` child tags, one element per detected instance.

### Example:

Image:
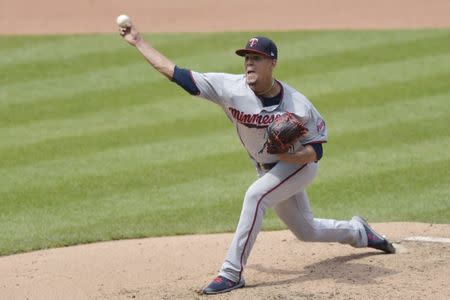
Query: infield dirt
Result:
<box><xmin>1</xmin><ymin>223</ymin><xmax>449</xmax><ymax>299</ymax></box>
<box><xmin>1</xmin><ymin>0</ymin><xmax>449</xmax><ymax>299</ymax></box>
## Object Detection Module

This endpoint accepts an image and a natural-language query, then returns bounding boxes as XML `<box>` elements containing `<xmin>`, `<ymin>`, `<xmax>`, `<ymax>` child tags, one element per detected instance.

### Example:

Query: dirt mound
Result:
<box><xmin>1</xmin><ymin>223</ymin><xmax>449</xmax><ymax>299</ymax></box>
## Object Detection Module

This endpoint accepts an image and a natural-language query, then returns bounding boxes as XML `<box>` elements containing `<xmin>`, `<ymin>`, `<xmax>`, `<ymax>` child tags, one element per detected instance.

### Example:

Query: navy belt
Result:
<box><xmin>257</xmin><ymin>162</ymin><xmax>278</xmax><ymax>171</ymax></box>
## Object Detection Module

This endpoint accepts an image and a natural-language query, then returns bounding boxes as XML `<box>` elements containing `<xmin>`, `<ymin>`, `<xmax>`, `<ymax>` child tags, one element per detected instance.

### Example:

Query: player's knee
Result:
<box><xmin>243</xmin><ymin>188</ymin><xmax>266</xmax><ymax>210</ymax></box>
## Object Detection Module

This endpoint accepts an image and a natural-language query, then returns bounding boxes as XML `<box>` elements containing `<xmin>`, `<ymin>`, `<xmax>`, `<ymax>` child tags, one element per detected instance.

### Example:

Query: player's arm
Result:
<box><xmin>119</xmin><ymin>24</ymin><xmax>201</xmax><ymax>96</ymax></box>
<box><xmin>278</xmin><ymin>143</ymin><xmax>323</xmax><ymax>164</ymax></box>
<box><xmin>119</xmin><ymin>24</ymin><xmax>175</xmax><ymax>79</ymax></box>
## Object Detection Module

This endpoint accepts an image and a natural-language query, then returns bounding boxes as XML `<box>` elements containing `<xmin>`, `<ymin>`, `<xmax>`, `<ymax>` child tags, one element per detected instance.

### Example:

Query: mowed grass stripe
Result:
<box><xmin>3</xmin><ymin>30</ymin><xmax>448</xmax><ymax>106</ymax></box>
<box><xmin>1</xmin><ymin>47</ymin><xmax>140</xmax><ymax>86</ymax></box>
<box><xmin>1</xmin><ymin>90</ymin><xmax>447</xmax><ymax>199</ymax></box>
<box><xmin>0</xmin><ymin>35</ymin><xmax>124</xmax><ymax>66</ymax></box>
<box><xmin>0</xmin><ymin>142</ymin><xmax>447</xmax><ymax>254</ymax></box>
<box><xmin>281</xmin><ymin>32</ymin><xmax>450</xmax><ymax>78</ymax></box>
<box><xmin>3</xmin><ymin>31</ymin><xmax>450</xmax><ymax>125</ymax></box>
<box><xmin>399</xmin><ymin>181</ymin><xmax>449</xmax><ymax>221</ymax></box>
<box><xmin>5</xmin><ymin>29</ymin><xmax>446</xmax><ymax>65</ymax></box>
<box><xmin>1</xmin><ymin>149</ymin><xmax>246</xmax><ymax>212</ymax></box>
<box><xmin>1</xmin><ymin>89</ymin><xmax>447</xmax><ymax>169</ymax></box>
<box><xmin>326</xmin><ymin>92</ymin><xmax>449</xmax><ymax>134</ymax></box>
<box><xmin>310</xmin><ymin>159</ymin><xmax>449</xmax><ymax>222</ymax></box>
<box><xmin>1</xmin><ymin>170</ymin><xmax>253</xmax><ymax>241</ymax></box>
<box><xmin>2</xmin><ymin>117</ymin><xmax>447</xmax><ymax>210</ymax></box>
<box><xmin>0</xmin><ymin>61</ymin><xmax>163</xmax><ymax>105</ymax></box>
<box><xmin>2</xmin><ymin>148</ymin><xmax>445</xmax><ymax>241</ymax></box>
<box><xmin>0</xmin><ymin>96</ymin><xmax>219</xmax><ymax>147</ymax></box>
<box><xmin>318</xmin><ymin>136</ymin><xmax>450</xmax><ymax>184</ymax></box>
<box><xmin>1</xmin><ymin>30</ymin><xmax>449</xmax><ymax>255</ymax></box>
<box><xmin>3</xmin><ymin>29</ymin><xmax>440</xmax><ymax>73</ymax></box>
<box><xmin>0</xmin><ymin>130</ymin><xmax>241</xmax><ymax>195</ymax></box>
<box><xmin>5</xmin><ymin>47</ymin><xmax>446</xmax><ymax>110</ymax></box>
<box><xmin>2</xmin><ymin>69</ymin><xmax>449</xmax><ymax>129</ymax></box>
<box><xmin>0</xmin><ymin>81</ymin><xmax>179</xmax><ymax>126</ymax></box>
<box><xmin>0</xmin><ymin>32</ymin><xmax>237</xmax><ymax>67</ymax></box>
<box><xmin>283</xmin><ymin>52</ymin><xmax>450</xmax><ymax>95</ymax></box>
<box><xmin>273</xmin><ymin>29</ymin><xmax>449</xmax><ymax>61</ymax></box>
<box><xmin>177</xmin><ymin>30</ymin><xmax>450</xmax><ymax>73</ymax></box>
<box><xmin>2</xmin><ymin>52</ymin><xmax>448</xmax><ymax>148</ymax></box>
<box><xmin>0</xmin><ymin>33</ymin><xmax>244</xmax><ymax>104</ymax></box>
<box><xmin>314</xmin><ymin>71</ymin><xmax>450</xmax><ymax>110</ymax></box>
<box><xmin>0</xmin><ymin>113</ymin><xmax>231</xmax><ymax>168</ymax></box>
<box><xmin>1</xmin><ymin>33</ymin><xmax>239</xmax><ymax>85</ymax></box>
<box><xmin>0</xmin><ymin>189</ymin><xmax>248</xmax><ymax>255</ymax></box>
<box><xmin>1</xmin><ymin>142</ymin><xmax>447</xmax><ymax>254</ymax></box>
<box><xmin>329</xmin><ymin>115</ymin><xmax>448</xmax><ymax>153</ymax></box>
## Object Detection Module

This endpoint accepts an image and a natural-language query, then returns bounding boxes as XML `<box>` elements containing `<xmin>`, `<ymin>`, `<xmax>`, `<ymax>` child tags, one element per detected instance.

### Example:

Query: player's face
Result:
<box><xmin>244</xmin><ymin>54</ymin><xmax>276</xmax><ymax>87</ymax></box>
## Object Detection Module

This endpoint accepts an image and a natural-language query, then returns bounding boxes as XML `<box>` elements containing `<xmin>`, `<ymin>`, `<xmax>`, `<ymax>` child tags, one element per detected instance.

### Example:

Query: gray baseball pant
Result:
<box><xmin>219</xmin><ymin>161</ymin><xmax>366</xmax><ymax>283</ymax></box>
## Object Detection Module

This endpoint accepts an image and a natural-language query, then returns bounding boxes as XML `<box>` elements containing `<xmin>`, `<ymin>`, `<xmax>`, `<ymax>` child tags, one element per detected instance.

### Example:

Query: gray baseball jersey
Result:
<box><xmin>190</xmin><ymin>72</ymin><xmax>327</xmax><ymax>163</ymax></box>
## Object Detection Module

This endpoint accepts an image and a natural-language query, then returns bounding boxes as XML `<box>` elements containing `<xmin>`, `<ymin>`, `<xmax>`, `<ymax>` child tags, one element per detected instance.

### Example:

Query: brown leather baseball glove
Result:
<box><xmin>261</xmin><ymin>112</ymin><xmax>308</xmax><ymax>154</ymax></box>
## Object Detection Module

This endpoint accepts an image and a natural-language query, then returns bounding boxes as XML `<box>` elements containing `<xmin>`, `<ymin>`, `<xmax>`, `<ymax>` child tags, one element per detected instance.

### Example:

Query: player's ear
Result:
<box><xmin>271</xmin><ymin>59</ymin><xmax>277</xmax><ymax>69</ymax></box>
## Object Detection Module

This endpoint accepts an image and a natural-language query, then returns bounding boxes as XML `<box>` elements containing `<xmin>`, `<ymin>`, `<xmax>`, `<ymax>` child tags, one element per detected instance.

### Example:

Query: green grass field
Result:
<box><xmin>1</xmin><ymin>30</ymin><xmax>449</xmax><ymax>256</ymax></box>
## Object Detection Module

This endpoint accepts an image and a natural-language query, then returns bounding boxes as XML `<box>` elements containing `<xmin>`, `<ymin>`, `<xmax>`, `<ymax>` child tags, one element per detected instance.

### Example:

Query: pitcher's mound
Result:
<box><xmin>1</xmin><ymin>222</ymin><xmax>449</xmax><ymax>299</ymax></box>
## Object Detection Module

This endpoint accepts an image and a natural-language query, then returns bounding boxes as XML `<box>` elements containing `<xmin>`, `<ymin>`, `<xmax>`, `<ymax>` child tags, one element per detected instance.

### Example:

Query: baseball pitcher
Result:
<box><xmin>118</xmin><ymin>21</ymin><xmax>395</xmax><ymax>295</ymax></box>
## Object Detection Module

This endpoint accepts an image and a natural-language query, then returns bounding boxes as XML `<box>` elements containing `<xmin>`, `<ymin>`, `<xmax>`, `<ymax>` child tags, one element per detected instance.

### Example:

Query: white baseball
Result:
<box><xmin>116</xmin><ymin>15</ymin><xmax>131</xmax><ymax>28</ymax></box>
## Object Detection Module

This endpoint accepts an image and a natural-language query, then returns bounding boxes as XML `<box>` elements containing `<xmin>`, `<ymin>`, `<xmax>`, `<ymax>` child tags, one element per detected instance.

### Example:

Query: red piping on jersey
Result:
<box><xmin>188</xmin><ymin>70</ymin><xmax>201</xmax><ymax>96</ymax></box>
<box><xmin>237</xmin><ymin>163</ymin><xmax>307</xmax><ymax>283</ymax></box>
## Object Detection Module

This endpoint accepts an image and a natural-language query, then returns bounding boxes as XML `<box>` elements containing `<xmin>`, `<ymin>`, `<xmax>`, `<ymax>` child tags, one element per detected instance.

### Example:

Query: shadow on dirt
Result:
<box><xmin>247</xmin><ymin>252</ymin><xmax>397</xmax><ymax>288</ymax></box>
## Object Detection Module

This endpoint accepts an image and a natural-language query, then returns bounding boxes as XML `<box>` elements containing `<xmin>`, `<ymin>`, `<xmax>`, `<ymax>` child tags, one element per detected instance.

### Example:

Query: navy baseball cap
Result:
<box><xmin>235</xmin><ymin>36</ymin><xmax>278</xmax><ymax>59</ymax></box>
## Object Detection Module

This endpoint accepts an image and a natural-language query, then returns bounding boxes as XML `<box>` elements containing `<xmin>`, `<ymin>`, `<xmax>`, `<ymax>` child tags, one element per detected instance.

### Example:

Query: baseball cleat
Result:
<box><xmin>202</xmin><ymin>276</ymin><xmax>245</xmax><ymax>295</ymax></box>
<box><xmin>353</xmin><ymin>216</ymin><xmax>396</xmax><ymax>254</ymax></box>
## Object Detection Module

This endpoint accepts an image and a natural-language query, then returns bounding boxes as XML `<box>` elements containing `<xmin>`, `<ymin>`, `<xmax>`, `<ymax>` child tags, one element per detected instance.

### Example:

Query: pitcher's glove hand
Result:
<box><xmin>261</xmin><ymin>112</ymin><xmax>308</xmax><ymax>154</ymax></box>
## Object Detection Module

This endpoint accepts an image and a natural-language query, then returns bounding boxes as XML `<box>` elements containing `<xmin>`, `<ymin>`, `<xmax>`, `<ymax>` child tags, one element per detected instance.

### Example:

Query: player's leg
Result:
<box><xmin>273</xmin><ymin>191</ymin><xmax>366</xmax><ymax>246</ymax></box>
<box><xmin>217</xmin><ymin>162</ymin><xmax>317</xmax><ymax>284</ymax></box>
<box><xmin>274</xmin><ymin>190</ymin><xmax>395</xmax><ymax>253</ymax></box>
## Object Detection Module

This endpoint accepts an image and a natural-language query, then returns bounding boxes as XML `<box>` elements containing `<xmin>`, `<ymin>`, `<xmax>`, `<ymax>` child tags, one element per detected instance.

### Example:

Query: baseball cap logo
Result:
<box><xmin>235</xmin><ymin>36</ymin><xmax>278</xmax><ymax>59</ymax></box>
<box><xmin>248</xmin><ymin>38</ymin><xmax>258</xmax><ymax>47</ymax></box>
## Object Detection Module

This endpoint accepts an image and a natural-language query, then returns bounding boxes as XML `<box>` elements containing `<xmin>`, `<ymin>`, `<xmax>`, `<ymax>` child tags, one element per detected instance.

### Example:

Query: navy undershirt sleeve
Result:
<box><xmin>308</xmin><ymin>143</ymin><xmax>323</xmax><ymax>161</ymax></box>
<box><xmin>171</xmin><ymin>65</ymin><xmax>200</xmax><ymax>95</ymax></box>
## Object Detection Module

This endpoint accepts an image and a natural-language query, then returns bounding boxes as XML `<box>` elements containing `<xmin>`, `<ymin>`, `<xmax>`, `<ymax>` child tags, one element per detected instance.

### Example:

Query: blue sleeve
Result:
<box><xmin>309</xmin><ymin>143</ymin><xmax>323</xmax><ymax>161</ymax></box>
<box><xmin>171</xmin><ymin>65</ymin><xmax>200</xmax><ymax>95</ymax></box>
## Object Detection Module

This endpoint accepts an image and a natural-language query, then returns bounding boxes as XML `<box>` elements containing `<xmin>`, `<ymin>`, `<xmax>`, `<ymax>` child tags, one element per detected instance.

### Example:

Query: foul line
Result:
<box><xmin>403</xmin><ymin>236</ymin><xmax>450</xmax><ymax>244</ymax></box>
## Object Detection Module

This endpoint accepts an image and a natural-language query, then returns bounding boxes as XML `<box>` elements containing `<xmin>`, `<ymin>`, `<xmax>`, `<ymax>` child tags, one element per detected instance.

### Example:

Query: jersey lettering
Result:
<box><xmin>229</xmin><ymin>107</ymin><xmax>282</xmax><ymax>128</ymax></box>
<box><xmin>189</xmin><ymin>71</ymin><xmax>327</xmax><ymax>161</ymax></box>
